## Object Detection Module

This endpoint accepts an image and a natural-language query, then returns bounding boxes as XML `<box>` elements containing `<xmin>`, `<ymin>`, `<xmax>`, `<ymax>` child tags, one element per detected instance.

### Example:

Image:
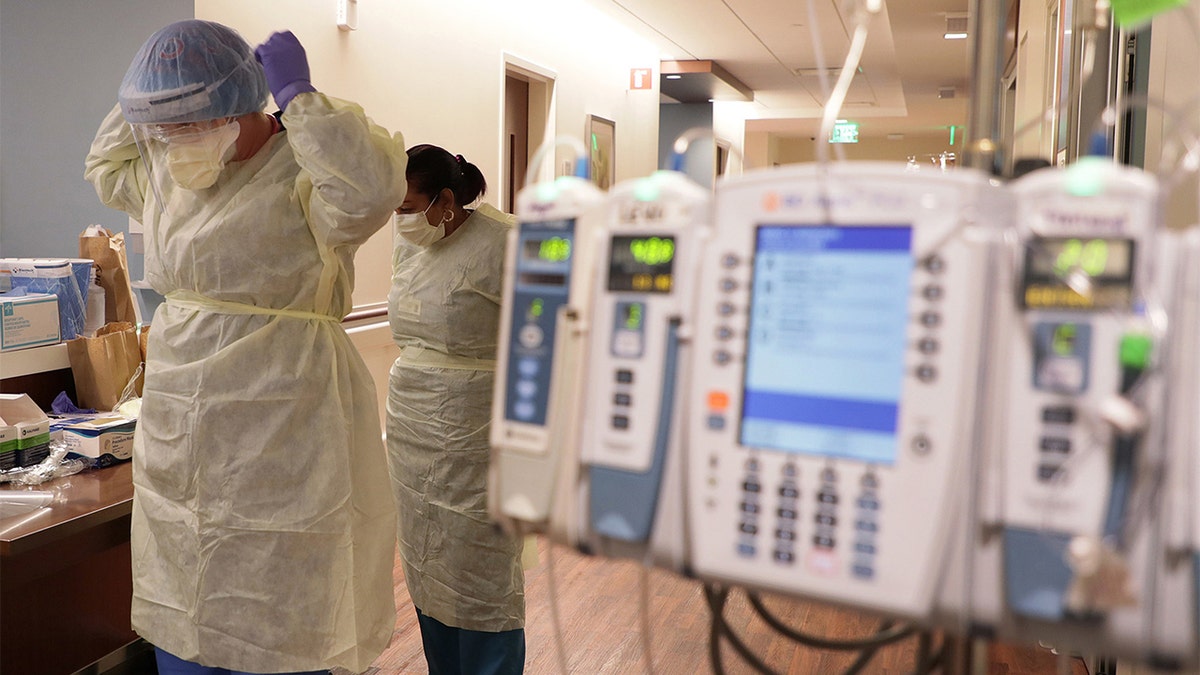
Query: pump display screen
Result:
<box><xmin>523</xmin><ymin>236</ymin><xmax>573</xmax><ymax>263</ymax></box>
<box><xmin>739</xmin><ymin>225</ymin><xmax>913</xmax><ymax>465</ymax></box>
<box><xmin>1021</xmin><ymin>236</ymin><xmax>1135</xmax><ymax>310</ymax></box>
<box><xmin>607</xmin><ymin>235</ymin><xmax>676</xmax><ymax>293</ymax></box>
<box><xmin>503</xmin><ymin>220</ymin><xmax>576</xmax><ymax>426</ymax></box>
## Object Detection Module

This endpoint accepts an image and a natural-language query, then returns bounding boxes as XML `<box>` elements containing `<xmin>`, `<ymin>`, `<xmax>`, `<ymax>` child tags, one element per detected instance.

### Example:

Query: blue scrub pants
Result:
<box><xmin>416</xmin><ymin>607</ymin><xmax>525</xmax><ymax>675</ymax></box>
<box><xmin>154</xmin><ymin>646</ymin><xmax>331</xmax><ymax>675</ymax></box>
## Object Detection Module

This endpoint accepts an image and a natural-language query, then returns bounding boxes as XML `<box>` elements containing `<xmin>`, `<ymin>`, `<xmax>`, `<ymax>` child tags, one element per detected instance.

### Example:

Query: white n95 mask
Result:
<box><xmin>395</xmin><ymin>196</ymin><xmax>447</xmax><ymax>247</ymax></box>
<box><xmin>165</xmin><ymin>121</ymin><xmax>240</xmax><ymax>190</ymax></box>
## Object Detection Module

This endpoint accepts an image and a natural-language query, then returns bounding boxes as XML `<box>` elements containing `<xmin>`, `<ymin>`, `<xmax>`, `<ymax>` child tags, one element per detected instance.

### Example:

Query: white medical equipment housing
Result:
<box><xmin>1161</xmin><ymin>228</ymin><xmax>1200</xmax><ymax>669</ymax></box>
<box><xmin>576</xmin><ymin>170</ymin><xmax>710</xmax><ymax>567</ymax></box>
<box><xmin>979</xmin><ymin>161</ymin><xmax>1191</xmax><ymax>665</ymax></box>
<box><xmin>686</xmin><ymin>162</ymin><xmax>994</xmax><ymax>619</ymax></box>
<box><xmin>490</xmin><ymin>175</ymin><xmax>605</xmax><ymax>528</ymax></box>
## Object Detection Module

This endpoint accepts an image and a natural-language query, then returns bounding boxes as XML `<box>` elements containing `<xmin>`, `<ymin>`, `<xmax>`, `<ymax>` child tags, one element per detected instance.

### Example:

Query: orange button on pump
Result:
<box><xmin>708</xmin><ymin>391</ymin><xmax>730</xmax><ymax>412</ymax></box>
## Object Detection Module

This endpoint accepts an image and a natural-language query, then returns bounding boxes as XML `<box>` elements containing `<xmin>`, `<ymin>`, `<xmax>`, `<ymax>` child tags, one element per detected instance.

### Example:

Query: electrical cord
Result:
<box><xmin>904</xmin><ymin>631</ymin><xmax>950</xmax><ymax>674</ymax></box>
<box><xmin>707</xmin><ymin>583</ymin><xmax>944</xmax><ymax>674</ymax></box>
<box><xmin>705</xmin><ymin>584</ymin><xmax>786</xmax><ymax>675</ymax></box>
<box><xmin>746</xmin><ymin>592</ymin><xmax>919</xmax><ymax>650</ymax></box>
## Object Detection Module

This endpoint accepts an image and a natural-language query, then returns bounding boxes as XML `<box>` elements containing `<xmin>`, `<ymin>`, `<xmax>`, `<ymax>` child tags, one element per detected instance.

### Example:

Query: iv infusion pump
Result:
<box><xmin>978</xmin><ymin>161</ymin><xmax>1194</xmax><ymax>665</ymax></box>
<box><xmin>578</xmin><ymin>171</ymin><xmax>708</xmax><ymax>557</ymax></box>
<box><xmin>995</xmin><ymin>162</ymin><xmax>1161</xmax><ymax>622</ymax></box>
<box><xmin>491</xmin><ymin>176</ymin><xmax>605</xmax><ymax>526</ymax></box>
<box><xmin>686</xmin><ymin>163</ymin><xmax>994</xmax><ymax>618</ymax></box>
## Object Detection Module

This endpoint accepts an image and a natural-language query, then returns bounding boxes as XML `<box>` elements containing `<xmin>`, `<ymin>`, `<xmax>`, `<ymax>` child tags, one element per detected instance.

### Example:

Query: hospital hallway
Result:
<box><xmin>343</xmin><ymin>537</ymin><xmax>1092</xmax><ymax>674</ymax></box>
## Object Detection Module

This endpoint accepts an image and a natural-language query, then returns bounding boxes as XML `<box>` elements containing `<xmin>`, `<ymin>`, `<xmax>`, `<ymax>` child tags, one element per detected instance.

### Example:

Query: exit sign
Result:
<box><xmin>830</xmin><ymin>120</ymin><xmax>859</xmax><ymax>144</ymax></box>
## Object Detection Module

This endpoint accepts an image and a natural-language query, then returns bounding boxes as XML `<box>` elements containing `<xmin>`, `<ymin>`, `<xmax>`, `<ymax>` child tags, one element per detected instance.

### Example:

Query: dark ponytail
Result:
<box><xmin>406</xmin><ymin>144</ymin><xmax>487</xmax><ymax>206</ymax></box>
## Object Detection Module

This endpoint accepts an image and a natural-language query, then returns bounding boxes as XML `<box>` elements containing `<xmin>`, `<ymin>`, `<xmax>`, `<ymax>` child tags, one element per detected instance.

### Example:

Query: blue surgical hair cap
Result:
<box><xmin>118</xmin><ymin>19</ymin><xmax>269</xmax><ymax>124</ymax></box>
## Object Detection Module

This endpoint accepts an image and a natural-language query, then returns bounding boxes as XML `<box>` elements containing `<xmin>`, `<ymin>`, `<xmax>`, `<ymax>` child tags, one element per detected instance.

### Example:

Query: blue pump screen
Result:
<box><xmin>738</xmin><ymin>225</ymin><xmax>913</xmax><ymax>465</ymax></box>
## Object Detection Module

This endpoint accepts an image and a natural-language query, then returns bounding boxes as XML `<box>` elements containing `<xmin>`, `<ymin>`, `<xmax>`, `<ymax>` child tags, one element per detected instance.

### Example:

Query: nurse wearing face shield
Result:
<box><xmin>387</xmin><ymin>145</ymin><xmax>525</xmax><ymax>674</ymax></box>
<box><xmin>84</xmin><ymin>20</ymin><xmax>406</xmax><ymax>675</ymax></box>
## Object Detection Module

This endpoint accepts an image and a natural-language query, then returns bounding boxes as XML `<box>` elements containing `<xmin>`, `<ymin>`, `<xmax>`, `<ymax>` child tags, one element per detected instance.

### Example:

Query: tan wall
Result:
<box><xmin>195</xmin><ymin>0</ymin><xmax>663</xmax><ymax>415</ymax></box>
<box><xmin>197</xmin><ymin>0</ymin><xmax>663</xmax><ymax>307</ymax></box>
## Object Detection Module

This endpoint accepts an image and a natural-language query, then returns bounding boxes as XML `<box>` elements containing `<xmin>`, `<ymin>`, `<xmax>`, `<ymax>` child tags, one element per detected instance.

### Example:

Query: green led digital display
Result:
<box><xmin>523</xmin><ymin>237</ymin><xmax>572</xmax><ymax>263</ymax></box>
<box><xmin>629</xmin><ymin>237</ymin><xmax>675</xmax><ymax>265</ymax></box>
<box><xmin>624</xmin><ymin>302</ymin><xmax>644</xmax><ymax>330</ymax></box>
<box><xmin>608</xmin><ymin>235</ymin><xmax>676</xmax><ymax>294</ymax></box>
<box><xmin>1022</xmin><ymin>236</ymin><xmax>1135</xmax><ymax>310</ymax></box>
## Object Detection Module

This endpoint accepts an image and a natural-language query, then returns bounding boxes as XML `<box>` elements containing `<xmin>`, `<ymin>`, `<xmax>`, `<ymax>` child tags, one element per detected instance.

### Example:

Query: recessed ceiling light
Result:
<box><xmin>665</xmin><ymin>74</ymin><xmax>682</xmax><ymax>80</ymax></box>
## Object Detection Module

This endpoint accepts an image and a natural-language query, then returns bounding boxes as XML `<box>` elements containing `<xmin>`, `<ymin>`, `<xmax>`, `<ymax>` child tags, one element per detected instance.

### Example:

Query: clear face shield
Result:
<box><xmin>130</xmin><ymin>117</ymin><xmax>241</xmax><ymax>211</ymax></box>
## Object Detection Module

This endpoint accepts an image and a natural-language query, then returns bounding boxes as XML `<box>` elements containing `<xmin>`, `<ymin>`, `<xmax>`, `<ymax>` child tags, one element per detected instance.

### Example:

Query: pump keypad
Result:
<box><xmin>609</xmin><ymin>369</ymin><xmax>635</xmax><ymax>431</ymax></box>
<box><xmin>912</xmin><ymin>256</ymin><xmax>947</xmax><ymax>390</ymax></box>
<box><xmin>1037</xmin><ymin>403</ymin><xmax>1077</xmax><ymax>482</ymax></box>
<box><xmin>773</xmin><ymin>466</ymin><xmax>800</xmax><ymax>565</ymax></box>
<box><xmin>737</xmin><ymin>461</ymin><xmax>763</xmax><ymax>558</ymax></box>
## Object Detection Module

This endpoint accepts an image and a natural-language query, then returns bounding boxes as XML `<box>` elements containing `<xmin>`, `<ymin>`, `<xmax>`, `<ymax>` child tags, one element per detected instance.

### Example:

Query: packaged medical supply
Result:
<box><xmin>2</xmin><ymin>258</ymin><xmax>87</xmax><ymax>339</ymax></box>
<box><xmin>59</xmin><ymin>415</ymin><xmax>135</xmax><ymax>467</ymax></box>
<box><xmin>0</xmin><ymin>394</ymin><xmax>52</xmax><ymax>468</ymax></box>
<box><xmin>0</xmin><ymin>291</ymin><xmax>60</xmax><ymax>352</ymax></box>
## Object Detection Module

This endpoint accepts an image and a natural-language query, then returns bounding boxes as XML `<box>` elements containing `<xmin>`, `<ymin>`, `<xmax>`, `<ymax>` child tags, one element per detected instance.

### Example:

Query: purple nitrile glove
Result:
<box><xmin>254</xmin><ymin>30</ymin><xmax>316</xmax><ymax>112</ymax></box>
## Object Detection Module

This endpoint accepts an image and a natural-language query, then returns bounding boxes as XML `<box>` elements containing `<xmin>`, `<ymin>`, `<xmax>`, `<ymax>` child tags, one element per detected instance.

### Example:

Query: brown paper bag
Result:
<box><xmin>66</xmin><ymin>321</ymin><xmax>145</xmax><ymax>411</ymax></box>
<box><xmin>79</xmin><ymin>226</ymin><xmax>139</xmax><ymax>325</ymax></box>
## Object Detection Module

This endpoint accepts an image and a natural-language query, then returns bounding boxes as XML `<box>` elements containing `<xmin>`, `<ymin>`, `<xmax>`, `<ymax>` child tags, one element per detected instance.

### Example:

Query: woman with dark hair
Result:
<box><xmin>385</xmin><ymin>144</ymin><xmax>525</xmax><ymax>674</ymax></box>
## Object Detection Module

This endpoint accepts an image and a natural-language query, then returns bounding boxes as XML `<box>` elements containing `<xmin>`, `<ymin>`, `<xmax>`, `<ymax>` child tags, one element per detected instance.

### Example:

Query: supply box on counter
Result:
<box><xmin>0</xmin><ymin>292</ymin><xmax>60</xmax><ymax>352</ymax></box>
<box><xmin>0</xmin><ymin>394</ymin><xmax>51</xmax><ymax>469</ymax></box>
<box><xmin>57</xmin><ymin>415</ymin><xmax>135</xmax><ymax>467</ymax></box>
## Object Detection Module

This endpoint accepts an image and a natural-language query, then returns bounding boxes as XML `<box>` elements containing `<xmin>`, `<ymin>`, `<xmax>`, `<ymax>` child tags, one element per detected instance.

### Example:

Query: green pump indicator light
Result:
<box><xmin>949</xmin><ymin>125</ymin><xmax>957</xmax><ymax>146</ymax></box>
<box><xmin>529</xmin><ymin>298</ymin><xmax>545</xmax><ymax>318</ymax></box>
<box><xmin>1065</xmin><ymin>156</ymin><xmax>1108</xmax><ymax>197</ymax></box>
<box><xmin>536</xmin><ymin>181</ymin><xmax>559</xmax><ymax>202</ymax></box>
<box><xmin>634</xmin><ymin>179</ymin><xmax>661</xmax><ymax>202</ymax></box>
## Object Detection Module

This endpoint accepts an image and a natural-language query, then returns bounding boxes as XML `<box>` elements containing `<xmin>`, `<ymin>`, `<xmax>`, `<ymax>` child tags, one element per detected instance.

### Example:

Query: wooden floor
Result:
<box><xmin>342</xmin><ymin>537</ymin><xmax>1090</xmax><ymax>675</ymax></box>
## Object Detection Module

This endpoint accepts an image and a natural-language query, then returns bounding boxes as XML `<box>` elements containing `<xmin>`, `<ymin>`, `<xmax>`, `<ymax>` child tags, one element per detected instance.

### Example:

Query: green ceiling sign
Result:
<box><xmin>830</xmin><ymin>120</ymin><xmax>859</xmax><ymax>144</ymax></box>
<box><xmin>1110</xmin><ymin>0</ymin><xmax>1187</xmax><ymax>28</ymax></box>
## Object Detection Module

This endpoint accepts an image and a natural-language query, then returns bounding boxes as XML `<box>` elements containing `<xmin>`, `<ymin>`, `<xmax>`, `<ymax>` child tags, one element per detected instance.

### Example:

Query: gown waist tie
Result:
<box><xmin>165</xmin><ymin>289</ymin><xmax>340</xmax><ymax>322</ymax></box>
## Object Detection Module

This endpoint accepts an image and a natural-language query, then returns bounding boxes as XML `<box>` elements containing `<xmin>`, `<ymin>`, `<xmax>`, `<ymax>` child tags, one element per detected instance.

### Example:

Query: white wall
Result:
<box><xmin>1011</xmin><ymin>0</ymin><xmax>1056</xmax><ymax>164</ymax></box>
<box><xmin>198</xmin><ymin>0</ymin><xmax>663</xmax><ymax>307</ymax></box>
<box><xmin>712</xmin><ymin>100</ymin><xmax>747</xmax><ymax>176</ymax></box>
<box><xmin>196</xmin><ymin>0</ymin><xmax>663</xmax><ymax>416</ymax></box>
<box><xmin>1145</xmin><ymin>3</ymin><xmax>1200</xmax><ymax>230</ymax></box>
